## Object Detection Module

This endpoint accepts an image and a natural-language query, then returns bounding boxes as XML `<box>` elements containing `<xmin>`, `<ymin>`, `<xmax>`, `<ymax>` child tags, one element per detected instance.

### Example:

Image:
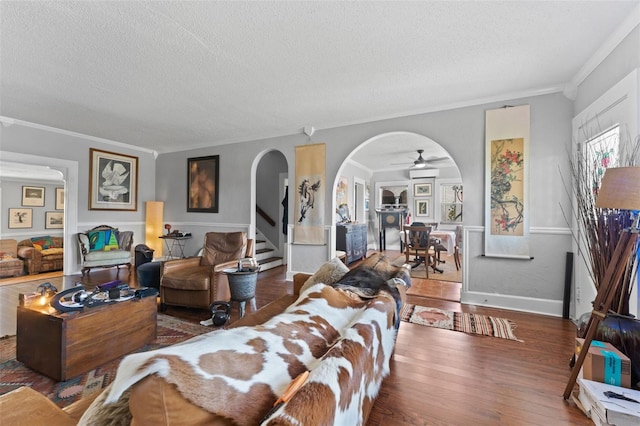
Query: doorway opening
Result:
<box><xmin>334</xmin><ymin>131</ymin><xmax>463</xmax><ymax>302</ymax></box>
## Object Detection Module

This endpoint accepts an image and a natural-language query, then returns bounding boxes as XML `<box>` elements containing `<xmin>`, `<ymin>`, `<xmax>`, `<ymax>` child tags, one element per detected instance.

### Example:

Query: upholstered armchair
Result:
<box><xmin>160</xmin><ymin>232</ymin><xmax>254</xmax><ymax>310</ymax></box>
<box><xmin>77</xmin><ymin>225</ymin><xmax>133</xmax><ymax>275</ymax></box>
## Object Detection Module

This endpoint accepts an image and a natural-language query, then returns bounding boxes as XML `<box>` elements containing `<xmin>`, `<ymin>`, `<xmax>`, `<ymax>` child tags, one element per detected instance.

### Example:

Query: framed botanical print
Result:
<box><xmin>55</xmin><ymin>187</ymin><xmax>64</xmax><ymax>210</ymax></box>
<box><xmin>8</xmin><ymin>208</ymin><xmax>32</xmax><ymax>228</ymax></box>
<box><xmin>22</xmin><ymin>186</ymin><xmax>45</xmax><ymax>207</ymax></box>
<box><xmin>415</xmin><ymin>199</ymin><xmax>431</xmax><ymax>217</ymax></box>
<box><xmin>188</xmin><ymin>155</ymin><xmax>219</xmax><ymax>213</ymax></box>
<box><xmin>89</xmin><ymin>148</ymin><xmax>138</xmax><ymax>211</ymax></box>
<box><xmin>45</xmin><ymin>211</ymin><xmax>64</xmax><ymax>229</ymax></box>
<box><xmin>414</xmin><ymin>183</ymin><xmax>432</xmax><ymax>197</ymax></box>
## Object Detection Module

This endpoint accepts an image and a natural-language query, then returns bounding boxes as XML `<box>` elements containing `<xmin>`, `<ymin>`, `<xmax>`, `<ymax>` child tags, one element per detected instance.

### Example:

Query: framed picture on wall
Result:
<box><xmin>187</xmin><ymin>155</ymin><xmax>219</xmax><ymax>213</ymax></box>
<box><xmin>22</xmin><ymin>186</ymin><xmax>45</xmax><ymax>207</ymax></box>
<box><xmin>55</xmin><ymin>187</ymin><xmax>64</xmax><ymax>210</ymax></box>
<box><xmin>45</xmin><ymin>211</ymin><xmax>64</xmax><ymax>229</ymax></box>
<box><xmin>89</xmin><ymin>148</ymin><xmax>138</xmax><ymax>211</ymax></box>
<box><xmin>8</xmin><ymin>208</ymin><xmax>32</xmax><ymax>228</ymax></box>
<box><xmin>415</xmin><ymin>199</ymin><xmax>431</xmax><ymax>217</ymax></box>
<box><xmin>413</xmin><ymin>183</ymin><xmax>432</xmax><ymax>197</ymax></box>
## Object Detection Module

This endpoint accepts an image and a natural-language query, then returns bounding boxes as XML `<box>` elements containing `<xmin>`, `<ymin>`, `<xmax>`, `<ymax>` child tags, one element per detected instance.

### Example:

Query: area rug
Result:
<box><xmin>400</xmin><ymin>304</ymin><xmax>523</xmax><ymax>342</ymax></box>
<box><xmin>0</xmin><ymin>313</ymin><xmax>211</xmax><ymax>408</ymax></box>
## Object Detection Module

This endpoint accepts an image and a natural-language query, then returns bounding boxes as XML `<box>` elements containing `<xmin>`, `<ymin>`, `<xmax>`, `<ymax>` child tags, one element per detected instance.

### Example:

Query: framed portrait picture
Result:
<box><xmin>45</xmin><ymin>211</ymin><xmax>64</xmax><ymax>229</ymax></box>
<box><xmin>8</xmin><ymin>208</ymin><xmax>32</xmax><ymax>228</ymax></box>
<box><xmin>55</xmin><ymin>187</ymin><xmax>64</xmax><ymax>210</ymax></box>
<box><xmin>188</xmin><ymin>155</ymin><xmax>219</xmax><ymax>213</ymax></box>
<box><xmin>89</xmin><ymin>148</ymin><xmax>138</xmax><ymax>211</ymax></box>
<box><xmin>415</xmin><ymin>199</ymin><xmax>431</xmax><ymax>217</ymax></box>
<box><xmin>22</xmin><ymin>186</ymin><xmax>45</xmax><ymax>207</ymax></box>
<box><xmin>414</xmin><ymin>183</ymin><xmax>432</xmax><ymax>197</ymax></box>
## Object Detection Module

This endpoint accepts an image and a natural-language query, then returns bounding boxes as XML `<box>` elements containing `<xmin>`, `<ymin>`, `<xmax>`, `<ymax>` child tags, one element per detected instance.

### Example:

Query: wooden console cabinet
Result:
<box><xmin>336</xmin><ymin>223</ymin><xmax>367</xmax><ymax>265</ymax></box>
<box><xmin>17</xmin><ymin>295</ymin><xmax>157</xmax><ymax>381</ymax></box>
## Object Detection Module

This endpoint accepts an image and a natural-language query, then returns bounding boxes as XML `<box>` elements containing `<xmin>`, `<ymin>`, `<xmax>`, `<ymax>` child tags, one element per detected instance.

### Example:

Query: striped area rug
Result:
<box><xmin>400</xmin><ymin>304</ymin><xmax>523</xmax><ymax>342</ymax></box>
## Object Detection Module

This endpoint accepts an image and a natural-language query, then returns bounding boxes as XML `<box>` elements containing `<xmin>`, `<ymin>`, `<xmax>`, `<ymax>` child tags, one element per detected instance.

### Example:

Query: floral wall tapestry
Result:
<box><xmin>484</xmin><ymin>105</ymin><xmax>531</xmax><ymax>259</ymax></box>
<box><xmin>294</xmin><ymin>143</ymin><xmax>326</xmax><ymax>244</ymax></box>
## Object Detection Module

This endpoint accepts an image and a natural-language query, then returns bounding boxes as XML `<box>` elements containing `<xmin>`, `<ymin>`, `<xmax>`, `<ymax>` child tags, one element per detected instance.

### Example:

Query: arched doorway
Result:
<box><xmin>334</xmin><ymin>131</ymin><xmax>463</xmax><ymax>299</ymax></box>
<box><xmin>251</xmin><ymin>149</ymin><xmax>288</xmax><ymax>271</ymax></box>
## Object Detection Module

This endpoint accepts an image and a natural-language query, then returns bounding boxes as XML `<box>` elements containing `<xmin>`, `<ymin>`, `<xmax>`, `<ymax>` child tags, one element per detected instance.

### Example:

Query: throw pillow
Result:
<box><xmin>31</xmin><ymin>236</ymin><xmax>54</xmax><ymax>251</ymax></box>
<box><xmin>300</xmin><ymin>257</ymin><xmax>349</xmax><ymax>293</ymax></box>
<box><xmin>88</xmin><ymin>229</ymin><xmax>120</xmax><ymax>251</ymax></box>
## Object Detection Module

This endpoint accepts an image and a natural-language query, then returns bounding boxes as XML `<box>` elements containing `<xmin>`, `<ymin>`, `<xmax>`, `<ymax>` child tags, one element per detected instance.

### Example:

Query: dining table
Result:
<box><xmin>430</xmin><ymin>230</ymin><xmax>456</xmax><ymax>254</ymax></box>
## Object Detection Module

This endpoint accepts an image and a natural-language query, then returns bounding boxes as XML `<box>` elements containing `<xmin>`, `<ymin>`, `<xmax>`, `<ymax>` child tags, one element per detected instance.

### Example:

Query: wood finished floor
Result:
<box><xmin>4</xmin><ymin>253</ymin><xmax>589</xmax><ymax>425</ymax></box>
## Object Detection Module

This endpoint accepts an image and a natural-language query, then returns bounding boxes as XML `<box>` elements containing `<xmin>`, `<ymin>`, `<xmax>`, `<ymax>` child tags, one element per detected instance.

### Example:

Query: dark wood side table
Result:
<box><xmin>16</xmin><ymin>295</ymin><xmax>157</xmax><ymax>381</ymax></box>
<box><xmin>223</xmin><ymin>269</ymin><xmax>258</xmax><ymax>319</ymax></box>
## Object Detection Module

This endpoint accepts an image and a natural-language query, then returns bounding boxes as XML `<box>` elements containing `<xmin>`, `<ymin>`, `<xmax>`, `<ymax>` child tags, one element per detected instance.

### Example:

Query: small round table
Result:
<box><xmin>223</xmin><ymin>269</ymin><xmax>259</xmax><ymax>318</ymax></box>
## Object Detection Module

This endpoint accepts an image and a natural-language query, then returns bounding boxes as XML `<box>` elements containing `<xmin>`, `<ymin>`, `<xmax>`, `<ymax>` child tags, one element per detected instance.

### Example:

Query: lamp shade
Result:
<box><xmin>595</xmin><ymin>167</ymin><xmax>640</xmax><ymax>210</ymax></box>
<box><xmin>145</xmin><ymin>201</ymin><xmax>164</xmax><ymax>258</ymax></box>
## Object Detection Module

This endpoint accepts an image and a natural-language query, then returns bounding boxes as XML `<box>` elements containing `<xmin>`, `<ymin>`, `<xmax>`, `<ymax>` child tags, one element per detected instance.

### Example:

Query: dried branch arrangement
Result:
<box><xmin>561</xmin><ymin>131</ymin><xmax>640</xmax><ymax>316</ymax></box>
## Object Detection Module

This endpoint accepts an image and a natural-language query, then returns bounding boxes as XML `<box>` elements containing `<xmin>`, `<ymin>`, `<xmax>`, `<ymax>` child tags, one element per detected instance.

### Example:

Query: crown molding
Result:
<box><xmin>0</xmin><ymin>116</ymin><xmax>158</xmax><ymax>157</ymax></box>
<box><xmin>567</xmin><ymin>4</ymin><xmax>640</xmax><ymax>91</ymax></box>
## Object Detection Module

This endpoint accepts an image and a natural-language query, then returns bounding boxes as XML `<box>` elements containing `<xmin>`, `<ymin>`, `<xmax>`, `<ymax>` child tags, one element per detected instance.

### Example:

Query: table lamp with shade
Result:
<box><xmin>564</xmin><ymin>166</ymin><xmax>640</xmax><ymax>398</ymax></box>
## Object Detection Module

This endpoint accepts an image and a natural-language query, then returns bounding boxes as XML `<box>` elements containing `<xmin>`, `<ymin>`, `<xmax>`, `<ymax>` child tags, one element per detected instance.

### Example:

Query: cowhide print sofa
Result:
<box><xmin>0</xmin><ymin>253</ymin><xmax>409</xmax><ymax>426</ymax></box>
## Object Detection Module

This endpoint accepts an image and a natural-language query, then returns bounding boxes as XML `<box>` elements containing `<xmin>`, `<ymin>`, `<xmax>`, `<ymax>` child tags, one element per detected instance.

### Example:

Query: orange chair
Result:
<box><xmin>160</xmin><ymin>232</ymin><xmax>254</xmax><ymax>310</ymax></box>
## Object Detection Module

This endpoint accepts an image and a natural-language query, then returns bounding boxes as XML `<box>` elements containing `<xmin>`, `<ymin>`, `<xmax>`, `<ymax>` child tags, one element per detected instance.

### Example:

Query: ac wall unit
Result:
<box><xmin>409</xmin><ymin>168</ymin><xmax>440</xmax><ymax>179</ymax></box>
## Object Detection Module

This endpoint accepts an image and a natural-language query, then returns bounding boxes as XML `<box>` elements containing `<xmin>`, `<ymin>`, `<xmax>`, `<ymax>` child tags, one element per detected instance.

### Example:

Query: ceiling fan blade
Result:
<box><xmin>424</xmin><ymin>156</ymin><xmax>450</xmax><ymax>163</ymax></box>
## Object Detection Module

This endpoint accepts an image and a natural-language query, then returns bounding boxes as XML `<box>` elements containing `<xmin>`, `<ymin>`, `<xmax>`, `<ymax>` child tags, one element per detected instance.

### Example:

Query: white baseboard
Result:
<box><xmin>461</xmin><ymin>291</ymin><xmax>564</xmax><ymax>317</ymax></box>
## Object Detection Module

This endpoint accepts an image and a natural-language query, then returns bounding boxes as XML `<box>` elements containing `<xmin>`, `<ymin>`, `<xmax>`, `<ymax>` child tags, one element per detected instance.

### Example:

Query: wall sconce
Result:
<box><xmin>145</xmin><ymin>201</ymin><xmax>164</xmax><ymax>259</ymax></box>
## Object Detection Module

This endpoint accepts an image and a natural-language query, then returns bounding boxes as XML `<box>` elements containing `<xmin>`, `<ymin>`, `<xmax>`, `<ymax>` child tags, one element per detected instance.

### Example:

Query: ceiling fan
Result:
<box><xmin>394</xmin><ymin>150</ymin><xmax>449</xmax><ymax>169</ymax></box>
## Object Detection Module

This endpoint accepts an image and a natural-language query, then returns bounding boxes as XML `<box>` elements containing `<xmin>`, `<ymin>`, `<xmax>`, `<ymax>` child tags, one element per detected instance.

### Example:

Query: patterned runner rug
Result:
<box><xmin>400</xmin><ymin>304</ymin><xmax>523</xmax><ymax>342</ymax></box>
<box><xmin>0</xmin><ymin>313</ymin><xmax>211</xmax><ymax>408</ymax></box>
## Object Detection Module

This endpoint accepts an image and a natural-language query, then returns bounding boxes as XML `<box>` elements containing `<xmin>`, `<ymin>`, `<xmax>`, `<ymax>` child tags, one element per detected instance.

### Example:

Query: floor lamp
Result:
<box><xmin>145</xmin><ymin>201</ymin><xmax>164</xmax><ymax>259</ymax></box>
<box><xmin>563</xmin><ymin>166</ymin><xmax>640</xmax><ymax>399</ymax></box>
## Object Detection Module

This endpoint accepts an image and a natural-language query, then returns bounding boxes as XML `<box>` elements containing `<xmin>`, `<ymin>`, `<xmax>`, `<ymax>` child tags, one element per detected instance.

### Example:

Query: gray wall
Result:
<box><xmin>0</xmin><ymin>179</ymin><xmax>64</xmax><ymax>239</ymax></box>
<box><xmin>0</xmin><ymin>123</ymin><xmax>157</xmax><ymax>273</ymax></box>
<box><xmin>574</xmin><ymin>25</ymin><xmax>640</xmax><ymax>115</ymax></box>
<box><xmin>0</xmin><ymin>91</ymin><xmax>575</xmax><ymax>316</ymax></box>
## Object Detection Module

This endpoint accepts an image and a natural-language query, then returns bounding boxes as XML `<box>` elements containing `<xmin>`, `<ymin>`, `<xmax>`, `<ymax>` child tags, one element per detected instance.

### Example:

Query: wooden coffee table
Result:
<box><xmin>16</xmin><ymin>295</ymin><xmax>157</xmax><ymax>381</ymax></box>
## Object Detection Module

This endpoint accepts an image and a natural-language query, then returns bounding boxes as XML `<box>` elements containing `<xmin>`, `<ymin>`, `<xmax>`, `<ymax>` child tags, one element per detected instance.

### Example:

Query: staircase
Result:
<box><xmin>254</xmin><ymin>232</ymin><xmax>284</xmax><ymax>272</ymax></box>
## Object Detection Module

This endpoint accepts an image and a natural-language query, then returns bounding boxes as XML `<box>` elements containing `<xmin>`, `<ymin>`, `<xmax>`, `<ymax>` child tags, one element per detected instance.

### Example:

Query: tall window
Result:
<box><xmin>586</xmin><ymin>126</ymin><xmax>619</xmax><ymax>196</ymax></box>
<box><xmin>440</xmin><ymin>184</ymin><xmax>463</xmax><ymax>223</ymax></box>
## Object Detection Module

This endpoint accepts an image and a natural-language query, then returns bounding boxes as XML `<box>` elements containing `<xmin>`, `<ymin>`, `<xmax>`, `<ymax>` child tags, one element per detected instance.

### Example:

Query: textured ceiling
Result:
<box><xmin>1</xmin><ymin>1</ymin><xmax>639</xmax><ymax>168</ymax></box>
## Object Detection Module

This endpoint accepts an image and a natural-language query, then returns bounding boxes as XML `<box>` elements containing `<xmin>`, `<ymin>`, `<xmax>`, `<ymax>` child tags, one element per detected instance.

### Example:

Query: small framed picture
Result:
<box><xmin>8</xmin><ymin>208</ymin><xmax>33</xmax><ymax>228</ymax></box>
<box><xmin>55</xmin><ymin>187</ymin><xmax>64</xmax><ymax>210</ymax></box>
<box><xmin>414</xmin><ymin>183</ymin><xmax>432</xmax><ymax>197</ymax></box>
<box><xmin>45</xmin><ymin>211</ymin><xmax>64</xmax><ymax>229</ymax></box>
<box><xmin>22</xmin><ymin>186</ymin><xmax>45</xmax><ymax>207</ymax></box>
<box><xmin>415</xmin><ymin>199</ymin><xmax>431</xmax><ymax>217</ymax></box>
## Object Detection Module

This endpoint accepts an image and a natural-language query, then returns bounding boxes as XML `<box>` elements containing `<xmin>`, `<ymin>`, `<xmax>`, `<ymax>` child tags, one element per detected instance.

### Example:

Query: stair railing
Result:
<box><xmin>256</xmin><ymin>205</ymin><xmax>276</xmax><ymax>227</ymax></box>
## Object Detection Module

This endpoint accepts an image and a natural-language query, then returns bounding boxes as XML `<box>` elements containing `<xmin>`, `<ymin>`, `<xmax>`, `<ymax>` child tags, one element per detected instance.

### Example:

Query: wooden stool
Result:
<box><xmin>336</xmin><ymin>250</ymin><xmax>347</xmax><ymax>264</ymax></box>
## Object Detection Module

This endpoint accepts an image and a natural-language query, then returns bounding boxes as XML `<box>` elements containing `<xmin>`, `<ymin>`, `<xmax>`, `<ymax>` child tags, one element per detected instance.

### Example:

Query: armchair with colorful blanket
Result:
<box><xmin>76</xmin><ymin>225</ymin><xmax>133</xmax><ymax>275</ymax></box>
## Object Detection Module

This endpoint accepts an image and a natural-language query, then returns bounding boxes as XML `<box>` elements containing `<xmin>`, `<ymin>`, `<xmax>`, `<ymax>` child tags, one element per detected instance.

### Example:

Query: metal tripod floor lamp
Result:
<box><xmin>563</xmin><ymin>166</ymin><xmax>640</xmax><ymax>399</ymax></box>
